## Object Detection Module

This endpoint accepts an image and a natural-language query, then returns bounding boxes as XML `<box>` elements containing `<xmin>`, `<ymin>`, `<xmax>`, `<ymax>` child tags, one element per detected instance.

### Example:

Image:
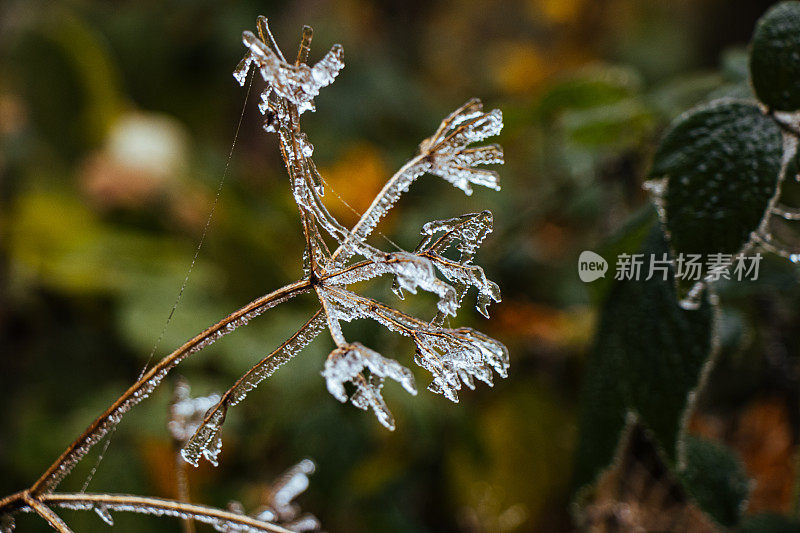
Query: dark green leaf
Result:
<box><xmin>679</xmin><ymin>436</ymin><xmax>749</xmax><ymax>528</ymax></box>
<box><xmin>536</xmin><ymin>65</ymin><xmax>642</xmax><ymax>119</ymax></box>
<box><xmin>573</xmin><ymin>227</ymin><xmax>714</xmax><ymax>490</ymax></box>
<box><xmin>562</xmin><ymin>98</ymin><xmax>654</xmax><ymax>149</ymax></box>
<box><xmin>586</xmin><ymin>207</ymin><xmax>657</xmax><ymax>305</ymax></box>
<box><xmin>651</xmin><ymin>100</ymin><xmax>782</xmax><ymax>256</ymax></box>
<box><xmin>749</xmin><ymin>1</ymin><xmax>800</xmax><ymax>111</ymax></box>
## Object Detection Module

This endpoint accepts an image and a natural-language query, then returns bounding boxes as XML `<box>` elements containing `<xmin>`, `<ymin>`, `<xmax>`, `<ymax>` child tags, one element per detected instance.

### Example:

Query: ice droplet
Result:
<box><xmin>94</xmin><ymin>505</ymin><xmax>114</xmax><ymax>526</ymax></box>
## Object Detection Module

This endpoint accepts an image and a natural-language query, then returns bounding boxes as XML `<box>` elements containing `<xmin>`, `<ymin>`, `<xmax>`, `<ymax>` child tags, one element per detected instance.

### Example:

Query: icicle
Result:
<box><xmin>240</xmin><ymin>31</ymin><xmax>343</xmax><ymax>115</ymax></box>
<box><xmin>318</xmin><ymin>285</ymin><xmax>508</xmax><ymax>410</ymax></box>
<box><xmin>233</xmin><ymin>54</ymin><xmax>254</xmax><ymax>86</ymax></box>
<box><xmin>414</xmin><ymin>211</ymin><xmax>500</xmax><ymax>317</ymax></box>
<box><xmin>321</xmin><ymin>343</ymin><xmax>417</xmax><ymax>429</ymax></box>
<box><xmin>181</xmin><ymin>407</ymin><xmax>225</xmax><ymax>467</ymax></box>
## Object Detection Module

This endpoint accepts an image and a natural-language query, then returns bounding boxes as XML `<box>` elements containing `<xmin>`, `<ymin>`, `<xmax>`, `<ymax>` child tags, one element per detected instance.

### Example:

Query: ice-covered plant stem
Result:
<box><xmin>0</xmin><ymin>17</ymin><xmax>507</xmax><ymax>531</ymax></box>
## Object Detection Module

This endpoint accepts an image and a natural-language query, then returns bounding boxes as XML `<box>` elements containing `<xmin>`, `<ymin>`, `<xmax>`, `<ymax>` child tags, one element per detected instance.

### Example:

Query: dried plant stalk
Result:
<box><xmin>0</xmin><ymin>16</ymin><xmax>507</xmax><ymax>531</ymax></box>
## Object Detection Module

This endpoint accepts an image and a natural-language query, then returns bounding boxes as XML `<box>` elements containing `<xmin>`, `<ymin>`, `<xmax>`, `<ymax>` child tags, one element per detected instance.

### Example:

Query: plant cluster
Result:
<box><xmin>0</xmin><ymin>16</ymin><xmax>507</xmax><ymax>532</ymax></box>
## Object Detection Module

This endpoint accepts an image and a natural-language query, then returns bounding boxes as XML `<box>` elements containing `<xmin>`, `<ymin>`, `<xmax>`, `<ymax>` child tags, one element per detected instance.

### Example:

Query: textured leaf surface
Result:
<box><xmin>652</xmin><ymin>100</ymin><xmax>782</xmax><ymax>255</ymax></box>
<box><xmin>573</xmin><ymin>227</ymin><xmax>714</xmax><ymax>490</ymax></box>
<box><xmin>750</xmin><ymin>1</ymin><xmax>800</xmax><ymax>111</ymax></box>
<box><xmin>679</xmin><ymin>436</ymin><xmax>749</xmax><ymax>528</ymax></box>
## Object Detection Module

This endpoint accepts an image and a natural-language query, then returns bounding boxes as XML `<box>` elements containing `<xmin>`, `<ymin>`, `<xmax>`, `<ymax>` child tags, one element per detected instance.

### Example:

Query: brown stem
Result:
<box><xmin>40</xmin><ymin>493</ymin><xmax>295</xmax><ymax>533</ymax></box>
<box><xmin>23</xmin><ymin>494</ymin><xmax>73</xmax><ymax>533</ymax></box>
<box><xmin>27</xmin><ymin>279</ymin><xmax>311</xmax><ymax>497</ymax></box>
<box><xmin>295</xmin><ymin>25</ymin><xmax>313</xmax><ymax>66</ymax></box>
<box><xmin>173</xmin><ymin>447</ymin><xmax>196</xmax><ymax>533</ymax></box>
<box><xmin>329</xmin><ymin>155</ymin><xmax>426</xmax><ymax>264</ymax></box>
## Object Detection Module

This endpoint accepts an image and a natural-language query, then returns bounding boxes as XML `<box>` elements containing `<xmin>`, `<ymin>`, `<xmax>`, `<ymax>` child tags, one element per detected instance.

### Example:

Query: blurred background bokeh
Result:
<box><xmin>1</xmin><ymin>0</ymin><xmax>797</xmax><ymax>531</ymax></box>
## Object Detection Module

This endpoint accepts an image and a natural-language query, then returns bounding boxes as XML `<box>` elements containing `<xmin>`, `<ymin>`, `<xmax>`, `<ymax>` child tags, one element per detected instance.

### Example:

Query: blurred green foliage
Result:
<box><xmin>1</xmin><ymin>0</ymin><xmax>797</xmax><ymax>531</ymax></box>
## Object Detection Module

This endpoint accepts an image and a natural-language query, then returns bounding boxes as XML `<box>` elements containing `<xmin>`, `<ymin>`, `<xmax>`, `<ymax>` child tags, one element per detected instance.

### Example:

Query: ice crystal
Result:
<box><xmin>322</xmin><ymin>343</ymin><xmax>417</xmax><ymax>430</ymax></box>
<box><xmin>229</xmin><ymin>459</ymin><xmax>321</xmax><ymax>532</ymax></box>
<box><xmin>168</xmin><ymin>378</ymin><xmax>221</xmax><ymax>443</ymax></box>
<box><xmin>318</xmin><ymin>286</ymin><xmax>508</xmax><ymax>405</ymax></box>
<box><xmin>236</xmin><ymin>29</ymin><xmax>344</xmax><ymax>116</ymax></box>
<box><xmin>416</xmin><ymin>211</ymin><xmax>501</xmax><ymax>320</ymax></box>
<box><xmin>94</xmin><ymin>504</ymin><xmax>114</xmax><ymax>526</ymax></box>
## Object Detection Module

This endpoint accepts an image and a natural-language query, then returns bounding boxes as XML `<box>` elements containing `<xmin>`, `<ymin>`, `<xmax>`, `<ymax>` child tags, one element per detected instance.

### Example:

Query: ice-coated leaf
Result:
<box><xmin>417</xmin><ymin>211</ymin><xmax>494</xmax><ymax>261</ymax></box>
<box><xmin>240</xmin><ymin>30</ymin><xmax>344</xmax><ymax>115</ymax></box>
<box><xmin>321</xmin><ymin>343</ymin><xmax>417</xmax><ymax>430</ymax></box>
<box><xmin>415</xmin><ymin>211</ymin><xmax>500</xmax><ymax>318</ymax></box>
<box><xmin>749</xmin><ymin>1</ymin><xmax>800</xmax><ymax>111</ymax></box>
<box><xmin>318</xmin><ymin>285</ymin><xmax>508</xmax><ymax>405</ymax></box>
<box><xmin>334</xmin><ymin>100</ymin><xmax>503</xmax><ymax>266</ymax></box>
<box><xmin>421</xmin><ymin>103</ymin><xmax>505</xmax><ymax>195</ymax></box>
<box><xmin>573</xmin><ymin>227</ymin><xmax>714</xmax><ymax>492</ymax></box>
<box><xmin>678</xmin><ymin>436</ymin><xmax>749</xmax><ymax>528</ymax></box>
<box><xmin>649</xmin><ymin>100</ymin><xmax>783</xmax><ymax>256</ymax></box>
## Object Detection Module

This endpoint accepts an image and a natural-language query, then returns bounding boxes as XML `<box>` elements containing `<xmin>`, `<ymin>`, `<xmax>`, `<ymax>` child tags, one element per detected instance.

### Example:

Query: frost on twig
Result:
<box><xmin>415</xmin><ymin>211</ymin><xmax>501</xmax><ymax>321</ymax></box>
<box><xmin>30</xmin><ymin>493</ymin><xmax>299</xmax><ymax>533</ymax></box>
<box><xmin>254</xmin><ymin>458</ymin><xmax>320</xmax><ymax>531</ymax></box>
<box><xmin>182</xmin><ymin>311</ymin><xmax>326</xmax><ymax>467</ymax></box>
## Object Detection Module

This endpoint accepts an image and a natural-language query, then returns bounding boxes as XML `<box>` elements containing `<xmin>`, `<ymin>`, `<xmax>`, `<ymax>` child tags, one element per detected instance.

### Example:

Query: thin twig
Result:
<box><xmin>40</xmin><ymin>493</ymin><xmax>294</xmax><ymax>533</ymax></box>
<box><xmin>188</xmin><ymin>308</ymin><xmax>325</xmax><ymax>442</ymax></box>
<box><xmin>329</xmin><ymin>155</ymin><xmax>426</xmax><ymax>263</ymax></box>
<box><xmin>173</xmin><ymin>448</ymin><xmax>196</xmax><ymax>533</ymax></box>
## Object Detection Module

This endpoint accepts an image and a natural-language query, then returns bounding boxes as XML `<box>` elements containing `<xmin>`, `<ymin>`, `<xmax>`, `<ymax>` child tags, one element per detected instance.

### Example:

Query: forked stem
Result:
<box><xmin>23</xmin><ymin>495</ymin><xmax>73</xmax><ymax>533</ymax></box>
<box><xmin>24</xmin><ymin>279</ymin><xmax>311</xmax><ymax>498</ymax></box>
